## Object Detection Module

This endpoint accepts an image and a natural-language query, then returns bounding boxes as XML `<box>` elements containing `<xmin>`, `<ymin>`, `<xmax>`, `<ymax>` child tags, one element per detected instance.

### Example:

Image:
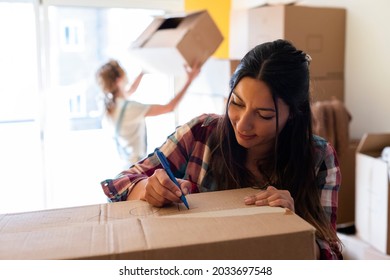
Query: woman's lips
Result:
<box><xmin>237</xmin><ymin>131</ymin><xmax>256</xmax><ymax>141</ymax></box>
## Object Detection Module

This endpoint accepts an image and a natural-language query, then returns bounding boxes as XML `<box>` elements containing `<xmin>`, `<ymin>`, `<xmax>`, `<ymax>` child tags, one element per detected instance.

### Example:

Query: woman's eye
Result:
<box><xmin>230</xmin><ymin>99</ymin><xmax>244</xmax><ymax>107</ymax></box>
<box><xmin>258</xmin><ymin>112</ymin><xmax>275</xmax><ymax>120</ymax></box>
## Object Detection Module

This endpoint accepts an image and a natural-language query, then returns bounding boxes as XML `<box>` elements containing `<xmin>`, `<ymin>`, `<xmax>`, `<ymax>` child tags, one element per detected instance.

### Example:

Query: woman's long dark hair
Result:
<box><xmin>207</xmin><ymin>39</ymin><xmax>341</xmax><ymax>253</ymax></box>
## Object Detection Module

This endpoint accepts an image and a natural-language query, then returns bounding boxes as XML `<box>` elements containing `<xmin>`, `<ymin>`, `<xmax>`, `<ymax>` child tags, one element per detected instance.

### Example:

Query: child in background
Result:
<box><xmin>96</xmin><ymin>59</ymin><xmax>201</xmax><ymax>165</ymax></box>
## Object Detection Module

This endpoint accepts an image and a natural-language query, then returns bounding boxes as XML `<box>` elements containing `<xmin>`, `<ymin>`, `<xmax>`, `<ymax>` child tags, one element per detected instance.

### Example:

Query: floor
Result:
<box><xmin>338</xmin><ymin>233</ymin><xmax>390</xmax><ymax>260</ymax></box>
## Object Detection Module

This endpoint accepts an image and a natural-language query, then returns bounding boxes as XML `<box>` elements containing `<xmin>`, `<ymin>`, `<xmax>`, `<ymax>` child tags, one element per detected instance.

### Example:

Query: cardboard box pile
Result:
<box><xmin>244</xmin><ymin>4</ymin><xmax>346</xmax><ymax>102</ymax></box>
<box><xmin>129</xmin><ymin>10</ymin><xmax>223</xmax><ymax>75</ymax></box>
<box><xmin>355</xmin><ymin>133</ymin><xmax>390</xmax><ymax>255</ymax></box>
<box><xmin>0</xmin><ymin>188</ymin><xmax>316</xmax><ymax>260</ymax></box>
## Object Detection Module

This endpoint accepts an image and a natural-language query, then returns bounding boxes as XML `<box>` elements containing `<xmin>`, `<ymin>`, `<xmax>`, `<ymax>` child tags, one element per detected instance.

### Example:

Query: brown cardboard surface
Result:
<box><xmin>355</xmin><ymin>133</ymin><xmax>390</xmax><ymax>255</ymax></box>
<box><xmin>311</xmin><ymin>78</ymin><xmax>344</xmax><ymax>102</ymax></box>
<box><xmin>129</xmin><ymin>10</ymin><xmax>223</xmax><ymax>75</ymax></box>
<box><xmin>248</xmin><ymin>5</ymin><xmax>345</xmax><ymax>101</ymax></box>
<box><xmin>0</xmin><ymin>188</ymin><xmax>316</xmax><ymax>260</ymax></box>
<box><xmin>357</xmin><ymin>133</ymin><xmax>390</xmax><ymax>156</ymax></box>
<box><xmin>248</xmin><ymin>5</ymin><xmax>345</xmax><ymax>79</ymax></box>
<box><xmin>229</xmin><ymin>59</ymin><xmax>240</xmax><ymax>76</ymax></box>
<box><xmin>337</xmin><ymin>140</ymin><xmax>359</xmax><ymax>224</ymax></box>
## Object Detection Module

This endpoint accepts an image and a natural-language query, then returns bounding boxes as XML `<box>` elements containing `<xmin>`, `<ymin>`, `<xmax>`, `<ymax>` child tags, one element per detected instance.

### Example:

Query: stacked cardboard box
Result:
<box><xmin>355</xmin><ymin>133</ymin><xmax>390</xmax><ymax>255</ymax></box>
<box><xmin>337</xmin><ymin>140</ymin><xmax>359</xmax><ymax>224</ymax></box>
<box><xmin>231</xmin><ymin>4</ymin><xmax>346</xmax><ymax>102</ymax></box>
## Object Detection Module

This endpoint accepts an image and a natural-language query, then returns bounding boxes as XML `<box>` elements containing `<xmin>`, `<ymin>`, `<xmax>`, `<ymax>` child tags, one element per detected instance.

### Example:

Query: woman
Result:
<box><xmin>96</xmin><ymin>59</ymin><xmax>200</xmax><ymax>165</ymax></box>
<box><xmin>101</xmin><ymin>40</ymin><xmax>343</xmax><ymax>259</ymax></box>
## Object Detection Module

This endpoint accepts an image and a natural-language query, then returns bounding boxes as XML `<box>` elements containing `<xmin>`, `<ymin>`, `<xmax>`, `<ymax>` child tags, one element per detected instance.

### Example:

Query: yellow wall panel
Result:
<box><xmin>184</xmin><ymin>0</ymin><xmax>230</xmax><ymax>58</ymax></box>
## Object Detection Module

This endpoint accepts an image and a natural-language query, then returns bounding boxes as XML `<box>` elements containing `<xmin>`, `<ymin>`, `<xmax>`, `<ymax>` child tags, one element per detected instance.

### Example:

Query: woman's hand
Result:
<box><xmin>142</xmin><ymin>169</ymin><xmax>191</xmax><ymax>207</ymax></box>
<box><xmin>244</xmin><ymin>186</ymin><xmax>295</xmax><ymax>212</ymax></box>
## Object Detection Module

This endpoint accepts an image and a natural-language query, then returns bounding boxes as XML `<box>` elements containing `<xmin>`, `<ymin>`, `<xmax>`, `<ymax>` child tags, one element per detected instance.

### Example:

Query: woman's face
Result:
<box><xmin>228</xmin><ymin>77</ymin><xmax>290</xmax><ymax>154</ymax></box>
<box><xmin>116</xmin><ymin>73</ymin><xmax>128</xmax><ymax>91</ymax></box>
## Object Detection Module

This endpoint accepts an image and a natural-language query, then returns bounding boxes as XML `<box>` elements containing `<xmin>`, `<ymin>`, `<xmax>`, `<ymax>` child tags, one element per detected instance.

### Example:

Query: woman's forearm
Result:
<box><xmin>127</xmin><ymin>179</ymin><xmax>147</xmax><ymax>201</ymax></box>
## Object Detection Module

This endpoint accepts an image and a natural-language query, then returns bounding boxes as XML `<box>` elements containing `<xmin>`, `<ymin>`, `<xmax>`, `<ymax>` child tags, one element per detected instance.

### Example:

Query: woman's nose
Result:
<box><xmin>237</xmin><ymin>111</ymin><xmax>253</xmax><ymax>132</ymax></box>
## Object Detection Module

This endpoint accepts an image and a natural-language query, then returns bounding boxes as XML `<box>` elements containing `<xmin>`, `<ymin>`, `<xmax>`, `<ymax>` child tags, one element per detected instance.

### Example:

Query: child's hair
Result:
<box><xmin>96</xmin><ymin>59</ymin><xmax>125</xmax><ymax>115</ymax></box>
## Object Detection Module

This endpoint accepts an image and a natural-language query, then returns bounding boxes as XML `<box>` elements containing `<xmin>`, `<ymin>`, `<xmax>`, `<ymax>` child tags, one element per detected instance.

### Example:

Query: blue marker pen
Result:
<box><xmin>155</xmin><ymin>148</ymin><xmax>189</xmax><ymax>209</ymax></box>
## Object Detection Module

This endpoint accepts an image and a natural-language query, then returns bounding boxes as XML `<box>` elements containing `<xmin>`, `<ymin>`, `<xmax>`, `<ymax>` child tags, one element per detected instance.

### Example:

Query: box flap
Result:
<box><xmin>131</xmin><ymin>10</ymin><xmax>205</xmax><ymax>49</ymax></box>
<box><xmin>178</xmin><ymin>9</ymin><xmax>206</xmax><ymax>29</ymax></box>
<box><xmin>357</xmin><ymin>133</ymin><xmax>390</xmax><ymax>156</ymax></box>
<box><xmin>143</xmin><ymin>29</ymin><xmax>187</xmax><ymax>48</ymax></box>
<box><xmin>131</xmin><ymin>17</ymin><xmax>166</xmax><ymax>48</ymax></box>
<box><xmin>255</xmin><ymin>1</ymin><xmax>297</xmax><ymax>8</ymax></box>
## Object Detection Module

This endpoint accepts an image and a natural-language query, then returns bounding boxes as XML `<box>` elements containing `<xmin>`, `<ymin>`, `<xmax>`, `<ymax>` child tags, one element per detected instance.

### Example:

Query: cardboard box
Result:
<box><xmin>129</xmin><ymin>10</ymin><xmax>223</xmax><ymax>75</ymax></box>
<box><xmin>248</xmin><ymin>4</ymin><xmax>346</xmax><ymax>79</ymax></box>
<box><xmin>0</xmin><ymin>188</ymin><xmax>316</xmax><ymax>260</ymax></box>
<box><xmin>247</xmin><ymin>4</ymin><xmax>346</xmax><ymax>101</ymax></box>
<box><xmin>311</xmin><ymin>78</ymin><xmax>344</xmax><ymax>102</ymax></box>
<box><xmin>337</xmin><ymin>140</ymin><xmax>359</xmax><ymax>224</ymax></box>
<box><xmin>355</xmin><ymin>133</ymin><xmax>390</xmax><ymax>255</ymax></box>
<box><xmin>229</xmin><ymin>59</ymin><xmax>240</xmax><ymax>76</ymax></box>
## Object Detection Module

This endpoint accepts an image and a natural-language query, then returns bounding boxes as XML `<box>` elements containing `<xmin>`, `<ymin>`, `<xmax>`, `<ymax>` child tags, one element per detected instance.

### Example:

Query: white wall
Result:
<box><xmin>232</xmin><ymin>0</ymin><xmax>390</xmax><ymax>140</ymax></box>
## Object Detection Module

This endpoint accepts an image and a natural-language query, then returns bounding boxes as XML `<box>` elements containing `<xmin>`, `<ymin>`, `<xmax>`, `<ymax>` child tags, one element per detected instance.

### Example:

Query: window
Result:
<box><xmin>0</xmin><ymin>1</ymin><xmax>176</xmax><ymax>214</ymax></box>
<box><xmin>60</xmin><ymin>20</ymin><xmax>85</xmax><ymax>52</ymax></box>
<box><xmin>0</xmin><ymin>1</ymin><xmax>44</xmax><ymax>214</ymax></box>
<box><xmin>43</xmin><ymin>5</ymin><xmax>172</xmax><ymax>210</ymax></box>
<box><xmin>0</xmin><ymin>0</ymin><xmax>226</xmax><ymax>214</ymax></box>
